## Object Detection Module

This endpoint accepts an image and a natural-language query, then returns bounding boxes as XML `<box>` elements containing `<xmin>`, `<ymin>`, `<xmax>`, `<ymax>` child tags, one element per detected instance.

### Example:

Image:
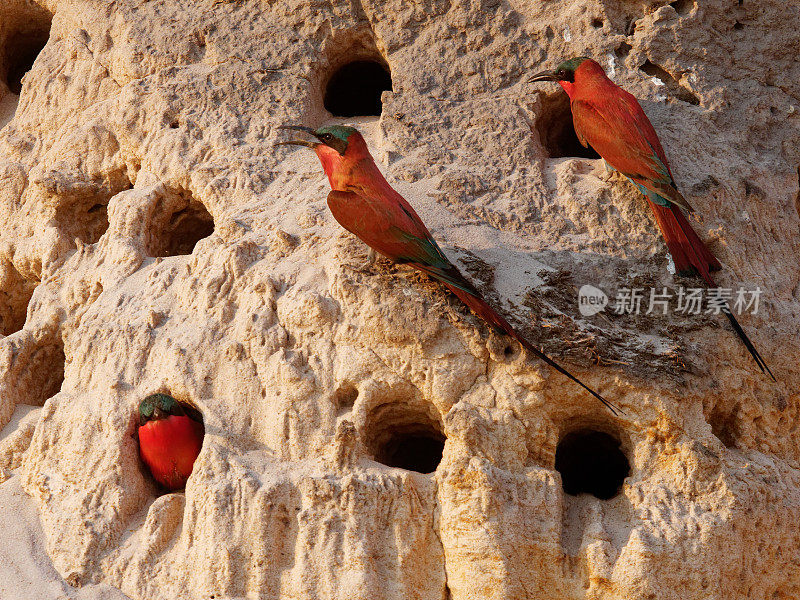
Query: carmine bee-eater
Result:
<box><xmin>277</xmin><ymin>124</ymin><xmax>620</xmax><ymax>413</ymax></box>
<box><xmin>530</xmin><ymin>57</ymin><xmax>774</xmax><ymax>380</ymax></box>
<box><xmin>138</xmin><ymin>393</ymin><xmax>204</xmax><ymax>490</ymax></box>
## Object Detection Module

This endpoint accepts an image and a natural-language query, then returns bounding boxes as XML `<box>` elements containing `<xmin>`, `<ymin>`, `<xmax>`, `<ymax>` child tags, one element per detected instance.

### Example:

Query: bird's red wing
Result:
<box><xmin>571</xmin><ymin>95</ymin><xmax>692</xmax><ymax>211</ymax></box>
<box><xmin>326</xmin><ymin>186</ymin><xmax>442</xmax><ymax>266</ymax></box>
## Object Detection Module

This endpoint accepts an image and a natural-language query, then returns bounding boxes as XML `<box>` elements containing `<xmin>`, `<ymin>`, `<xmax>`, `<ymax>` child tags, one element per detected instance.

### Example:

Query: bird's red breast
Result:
<box><xmin>138</xmin><ymin>415</ymin><xmax>204</xmax><ymax>490</ymax></box>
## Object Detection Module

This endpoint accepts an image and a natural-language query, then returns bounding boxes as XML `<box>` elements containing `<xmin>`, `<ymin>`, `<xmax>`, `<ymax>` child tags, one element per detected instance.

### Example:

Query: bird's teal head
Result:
<box><xmin>529</xmin><ymin>57</ymin><xmax>591</xmax><ymax>84</ymax></box>
<box><xmin>276</xmin><ymin>124</ymin><xmax>360</xmax><ymax>156</ymax></box>
<box><xmin>139</xmin><ymin>393</ymin><xmax>184</xmax><ymax>425</ymax></box>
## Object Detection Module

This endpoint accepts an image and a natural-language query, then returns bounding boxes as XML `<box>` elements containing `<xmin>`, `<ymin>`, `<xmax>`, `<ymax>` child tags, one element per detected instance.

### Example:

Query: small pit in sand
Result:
<box><xmin>145</xmin><ymin>191</ymin><xmax>215</xmax><ymax>257</ymax></box>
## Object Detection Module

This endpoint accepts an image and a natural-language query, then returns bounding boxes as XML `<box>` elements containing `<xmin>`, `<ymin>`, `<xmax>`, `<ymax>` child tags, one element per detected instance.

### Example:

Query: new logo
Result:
<box><xmin>578</xmin><ymin>284</ymin><xmax>609</xmax><ymax>316</ymax></box>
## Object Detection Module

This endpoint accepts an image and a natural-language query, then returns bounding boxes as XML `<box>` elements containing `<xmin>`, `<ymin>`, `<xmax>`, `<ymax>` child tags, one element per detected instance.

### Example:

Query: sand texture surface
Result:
<box><xmin>0</xmin><ymin>0</ymin><xmax>799</xmax><ymax>598</ymax></box>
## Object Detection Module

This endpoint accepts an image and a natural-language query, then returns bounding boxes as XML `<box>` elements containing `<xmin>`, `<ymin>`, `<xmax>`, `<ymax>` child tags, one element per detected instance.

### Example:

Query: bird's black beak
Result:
<box><xmin>275</xmin><ymin>125</ymin><xmax>319</xmax><ymax>149</ymax></box>
<box><xmin>529</xmin><ymin>70</ymin><xmax>558</xmax><ymax>83</ymax></box>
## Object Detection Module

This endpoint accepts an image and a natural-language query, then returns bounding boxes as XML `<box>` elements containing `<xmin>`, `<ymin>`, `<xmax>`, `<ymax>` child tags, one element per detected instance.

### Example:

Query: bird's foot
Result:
<box><xmin>594</xmin><ymin>160</ymin><xmax>616</xmax><ymax>183</ymax></box>
<box><xmin>345</xmin><ymin>248</ymin><xmax>378</xmax><ymax>274</ymax></box>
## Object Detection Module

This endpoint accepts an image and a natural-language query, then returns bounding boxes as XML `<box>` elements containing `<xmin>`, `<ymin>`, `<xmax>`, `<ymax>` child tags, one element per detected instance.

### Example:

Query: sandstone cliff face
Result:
<box><xmin>0</xmin><ymin>0</ymin><xmax>799</xmax><ymax>598</ymax></box>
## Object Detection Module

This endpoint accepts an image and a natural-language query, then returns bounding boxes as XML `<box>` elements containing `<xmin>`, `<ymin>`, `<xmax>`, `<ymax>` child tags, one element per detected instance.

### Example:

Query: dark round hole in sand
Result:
<box><xmin>555</xmin><ymin>429</ymin><xmax>629</xmax><ymax>499</ymax></box>
<box><xmin>536</xmin><ymin>92</ymin><xmax>600</xmax><ymax>159</ymax></box>
<box><xmin>324</xmin><ymin>60</ymin><xmax>392</xmax><ymax>117</ymax></box>
<box><xmin>146</xmin><ymin>193</ymin><xmax>215</xmax><ymax>257</ymax></box>
<box><xmin>5</xmin><ymin>29</ymin><xmax>49</xmax><ymax>95</ymax></box>
<box><xmin>377</xmin><ymin>431</ymin><xmax>445</xmax><ymax>474</ymax></box>
<box><xmin>365</xmin><ymin>402</ymin><xmax>445</xmax><ymax>474</ymax></box>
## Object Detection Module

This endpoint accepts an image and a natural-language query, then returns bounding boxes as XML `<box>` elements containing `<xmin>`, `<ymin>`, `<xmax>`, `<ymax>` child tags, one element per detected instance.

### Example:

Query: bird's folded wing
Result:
<box><xmin>572</xmin><ymin>97</ymin><xmax>694</xmax><ymax>212</ymax></box>
<box><xmin>327</xmin><ymin>188</ymin><xmax>478</xmax><ymax>297</ymax></box>
<box><xmin>388</xmin><ymin>227</ymin><xmax>481</xmax><ymax>297</ymax></box>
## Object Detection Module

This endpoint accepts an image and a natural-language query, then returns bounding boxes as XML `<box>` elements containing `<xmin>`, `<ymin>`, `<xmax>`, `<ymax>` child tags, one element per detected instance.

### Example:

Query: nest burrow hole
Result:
<box><xmin>537</xmin><ymin>92</ymin><xmax>600</xmax><ymax>159</ymax></box>
<box><xmin>39</xmin><ymin>343</ymin><xmax>66</xmax><ymax>403</ymax></box>
<box><xmin>707</xmin><ymin>403</ymin><xmax>739</xmax><ymax>448</ymax></box>
<box><xmin>0</xmin><ymin>3</ymin><xmax>52</xmax><ymax>96</ymax></box>
<box><xmin>12</xmin><ymin>339</ymin><xmax>65</xmax><ymax>406</ymax></box>
<box><xmin>324</xmin><ymin>59</ymin><xmax>392</xmax><ymax>117</ymax></box>
<box><xmin>555</xmin><ymin>429</ymin><xmax>629</xmax><ymax>500</ymax></box>
<box><xmin>364</xmin><ymin>403</ymin><xmax>445</xmax><ymax>474</ymax></box>
<box><xmin>670</xmin><ymin>0</ymin><xmax>694</xmax><ymax>15</ymax></box>
<box><xmin>146</xmin><ymin>191</ymin><xmax>215</xmax><ymax>257</ymax></box>
<box><xmin>0</xmin><ymin>260</ymin><xmax>36</xmax><ymax>336</ymax></box>
<box><xmin>334</xmin><ymin>384</ymin><xmax>358</xmax><ymax>413</ymax></box>
<box><xmin>54</xmin><ymin>170</ymin><xmax>133</xmax><ymax>246</ymax></box>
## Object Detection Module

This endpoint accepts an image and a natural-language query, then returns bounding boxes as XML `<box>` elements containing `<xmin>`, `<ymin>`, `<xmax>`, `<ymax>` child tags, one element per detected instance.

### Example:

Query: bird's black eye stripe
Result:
<box><xmin>556</xmin><ymin>68</ymin><xmax>575</xmax><ymax>82</ymax></box>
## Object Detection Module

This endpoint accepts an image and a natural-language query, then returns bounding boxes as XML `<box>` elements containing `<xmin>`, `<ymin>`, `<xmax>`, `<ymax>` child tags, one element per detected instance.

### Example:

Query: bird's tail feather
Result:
<box><xmin>648</xmin><ymin>202</ymin><xmax>774</xmax><ymax>379</ymax></box>
<box><xmin>721</xmin><ymin>305</ymin><xmax>775</xmax><ymax>381</ymax></box>
<box><xmin>442</xmin><ymin>282</ymin><xmax>622</xmax><ymax>415</ymax></box>
<box><xmin>648</xmin><ymin>201</ymin><xmax>721</xmax><ymax>280</ymax></box>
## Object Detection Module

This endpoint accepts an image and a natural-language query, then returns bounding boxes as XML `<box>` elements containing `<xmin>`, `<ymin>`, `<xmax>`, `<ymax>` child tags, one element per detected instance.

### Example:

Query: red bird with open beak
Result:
<box><xmin>277</xmin><ymin>124</ymin><xmax>622</xmax><ymax>414</ymax></box>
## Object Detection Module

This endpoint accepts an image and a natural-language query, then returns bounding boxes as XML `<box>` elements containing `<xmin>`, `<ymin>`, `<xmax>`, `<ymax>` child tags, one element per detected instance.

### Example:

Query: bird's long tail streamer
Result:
<box><xmin>649</xmin><ymin>202</ymin><xmax>774</xmax><ymax>379</ymax></box>
<box><xmin>443</xmin><ymin>283</ymin><xmax>623</xmax><ymax>415</ymax></box>
<box><xmin>720</xmin><ymin>304</ymin><xmax>775</xmax><ymax>380</ymax></box>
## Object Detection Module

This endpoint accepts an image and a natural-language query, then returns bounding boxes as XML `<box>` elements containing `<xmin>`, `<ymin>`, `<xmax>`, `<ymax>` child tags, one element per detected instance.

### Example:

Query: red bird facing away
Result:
<box><xmin>530</xmin><ymin>57</ymin><xmax>774</xmax><ymax>380</ymax></box>
<box><xmin>277</xmin><ymin>124</ymin><xmax>620</xmax><ymax>414</ymax></box>
<box><xmin>138</xmin><ymin>393</ymin><xmax>204</xmax><ymax>490</ymax></box>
